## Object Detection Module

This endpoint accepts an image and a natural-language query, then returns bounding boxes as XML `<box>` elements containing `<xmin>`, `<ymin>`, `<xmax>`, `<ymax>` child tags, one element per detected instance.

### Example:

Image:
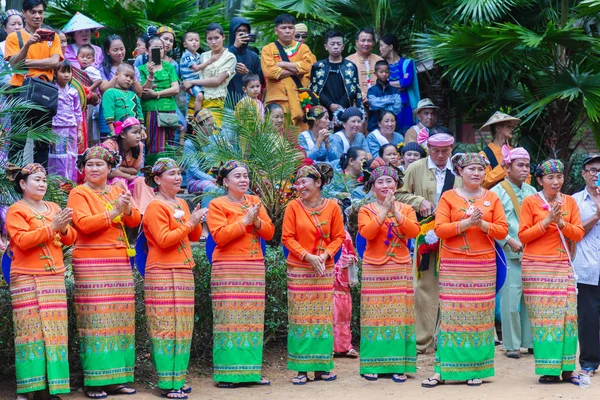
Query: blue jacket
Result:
<box><xmin>367</xmin><ymin>80</ymin><xmax>402</xmax><ymax>132</ymax></box>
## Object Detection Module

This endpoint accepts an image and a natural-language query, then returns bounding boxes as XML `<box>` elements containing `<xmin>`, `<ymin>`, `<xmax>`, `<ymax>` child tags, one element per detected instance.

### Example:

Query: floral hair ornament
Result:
<box><xmin>78</xmin><ymin>145</ymin><xmax>120</xmax><ymax>170</ymax></box>
<box><xmin>452</xmin><ymin>152</ymin><xmax>489</xmax><ymax>176</ymax></box>
<box><xmin>6</xmin><ymin>163</ymin><xmax>46</xmax><ymax>182</ymax></box>
<box><xmin>113</xmin><ymin>117</ymin><xmax>140</xmax><ymax>136</ymax></box>
<box><xmin>501</xmin><ymin>145</ymin><xmax>530</xmax><ymax>164</ymax></box>
<box><xmin>305</xmin><ymin>105</ymin><xmax>328</xmax><ymax>122</ymax></box>
<box><xmin>535</xmin><ymin>159</ymin><xmax>564</xmax><ymax>177</ymax></box>
<box><xmin>364</xmin><ymin>165</ymin><xmax>401</xmax><ymax>193</ymax></box>
<box><xmin>216</xmin><ymin>160</ymin><xmax>248</xmax><ymax>186</ymax></box>
<box><xmin>143</xmin><ymin>157</ymin><xmax>179</xmax><ymax>187</ymax></box>
<box><xmin>156</xmin><ymin>26</ymin><xmax>175</xmax><ymax>37</ymax></box>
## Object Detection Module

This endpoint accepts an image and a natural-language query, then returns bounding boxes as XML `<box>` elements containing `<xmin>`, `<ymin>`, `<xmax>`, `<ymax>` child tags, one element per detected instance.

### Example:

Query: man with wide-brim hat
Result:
<box><xmin>404</xmin><ymin>98</ymin><xmax>440</xmax><ymax>143</ymax></box>
<box><xmin>478</xmin><ymin>111</ymin><xmax>528</xmax><ymax>189</ymax></box>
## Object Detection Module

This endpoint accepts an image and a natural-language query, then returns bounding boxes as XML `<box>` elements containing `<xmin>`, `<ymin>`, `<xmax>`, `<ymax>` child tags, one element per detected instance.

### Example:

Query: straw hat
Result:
<box><xmin>414</xmin><ymin>98</ymin><xmax>439</xmax><ymax>115</ymax></box>
<box><xmin>480</xmin><ymin>111</ymin><xmax>521</xmax><ymax>131</ymax></box>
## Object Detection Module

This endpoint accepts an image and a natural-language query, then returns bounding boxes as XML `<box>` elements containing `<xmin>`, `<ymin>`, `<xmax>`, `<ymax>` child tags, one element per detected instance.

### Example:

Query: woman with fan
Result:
<box><xmin>142</xmin><ymin>158</ymin><xmax>206</xmax><ymax>399</ymax></box>
<box><xmin>282</xmin><ymin>163</ymin><xmax>345</xmax><ymax>385</ymax></box>
<box><xmin>357</xmin><ymin>165</ymin><xmax>419</xmax><ymax>382</ymax></box>
<box><xmin>422</xmin><ymin>153</ymin><xmax>508</xmax><ymax>388</ymax></box>
<box><xmin>5</xmin><ymin>163</ymin><xmax>75</xmax><ymax>400</ymax></box>
<box><xmin>518</xmin><ymin>159</ymin><xmax>584</xmax><ymax>385</ymax></box>
<box><xmin>205</xmin><ymin>160</ymin><xmax>274</xmax><ymax>388</ymax></box>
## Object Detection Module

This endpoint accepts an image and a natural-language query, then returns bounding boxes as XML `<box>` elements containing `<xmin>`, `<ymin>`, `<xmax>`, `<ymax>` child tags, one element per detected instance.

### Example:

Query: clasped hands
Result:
<box><xmin>242</xmin><ymin>203</ymin><xmax>262</xmax><ymax>229</ymax></box>
<box><xmin>543</xmin><ymin>202</ymin><xmax>565</xmax><ymax>229</ymax></box>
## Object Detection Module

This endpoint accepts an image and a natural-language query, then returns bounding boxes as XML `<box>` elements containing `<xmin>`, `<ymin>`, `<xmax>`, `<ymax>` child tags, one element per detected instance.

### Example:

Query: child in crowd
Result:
<box><xmin>234</xmin><ymin>74</ymin><xmax>265</xmax><ymax>121</ymax></box>
<box><xmin>367</xmin><ymin>60</ymin><xmax>402</xmax><ymax>132</ymax></box>
<box><xmin>50</xmin><ymin>60</ymin><xmax>81</xmax><ymax>182</ymax></box>
<box><xmin>102</xmin><ymin>63</ymin><xmax>145</xmax><ymax>136</ymax></box>
<box><xmin>56</xmin><ymin>30</ymin><xmax>68</xmax><ymax>54</ymax></box>
<box><xmin>379</xmin><ymin>143</ymin><xmax>399</xmax><ymax>167</ymax></box>
<box><xmin>134</xmin><ymin>33</ymin><xmax>148</xmax><ymax>58</ymax></box>
<box><xmin>179</xmin><ymin>31</ymin><xmax>208</xmax><ymax>114</ymax></box>
<box><xmin>77</xmin><ymin>44</ymin><xmax>103</xmax><ymax>92</ymax></box>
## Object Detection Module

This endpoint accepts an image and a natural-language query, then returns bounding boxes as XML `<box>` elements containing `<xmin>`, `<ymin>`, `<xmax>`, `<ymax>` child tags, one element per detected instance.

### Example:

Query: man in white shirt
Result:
<box><xmin>572</xmin><ymin>154</ymin><xmax>600</xmax><ymax>378</ymax></box>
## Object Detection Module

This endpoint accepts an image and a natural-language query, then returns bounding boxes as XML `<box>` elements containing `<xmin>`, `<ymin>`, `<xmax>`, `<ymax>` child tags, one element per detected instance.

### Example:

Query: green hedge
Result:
<box><xmin>0</xmin><ymin>245</ymin><xmax>362</xmax><ymax>378</ymax></box>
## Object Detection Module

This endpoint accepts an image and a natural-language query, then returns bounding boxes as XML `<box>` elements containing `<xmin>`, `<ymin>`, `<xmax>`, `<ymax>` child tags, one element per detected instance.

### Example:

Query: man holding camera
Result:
<box><xmin>4</xmin><ymin>0</ymin><xmax>62</xmax><ymax>167</ymax></box>
<box><xmin>227</xmin><ymin>17</ymin><xmax>263</xmax><ymax>104</ymax></box>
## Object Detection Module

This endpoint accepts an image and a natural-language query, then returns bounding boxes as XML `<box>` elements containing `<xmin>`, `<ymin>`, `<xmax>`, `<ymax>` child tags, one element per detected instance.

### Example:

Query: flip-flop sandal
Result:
<box><xmin>181</xmin><ymin>384</ymin><xmax>192</xmax><ymax>394</ymax></box>
<box><xmin>292</xmin><ymin>375</ymin><xmax>308</xmax><ymax>385</ymax></box>
<box><xmin>315</xmin><ymin>373</ymin><xmax>337</xmax><ymax>382</ymax></box>
<box><xmin>346</xmin><ymin>349</ymin><xmax>359</xmax><ymax>358</ymax></box>
<box><xmin>362</xmin><ymin>374</ymin><xmax>378</xmax><ymax>381</ymax></box>
<box><xmin>563</xmin><ymin>376</ymin><xmax>580</xmax><ymax>386</ymax></box>
<box><xmin>421</xmin><ymin>378</ymin><xmax>444</xmax><ymax>388</ymax></box>
<box><xmin>161</xmin><ymin>390</ymin><xmax>188</xmax><ymax>399</ymax></box>
<box><xmin>467</xmin><ymin>379</ymin><xmax>482</xmax><ymax>387</ymax></box>
<box><xmin>85</xmin><ymin>390</ymin><xmax>108</xmax><ymax>399</ymax></box>
<box><xmin>107</xmin><ymin>385</ymin><xmax>137</xmax><ymax>395</ymax></box>
<box><xmin>538</xmin><ymin>375</ymin><xmax>561</xmax><ymax>384</ymax></box>
<box><xmin>255</xmin><ymin>377</ymin><xmax>271</xmax><ymax>385</ymax></box>
<box><xmin>392</xmin><ymin>374</ymin><xmax>407</xmax><ymax>383</ymax></box>
<box><xmin>217</xmin><ymin>383</ymin><xmax>236</xmax><ymax>389</ymax></box>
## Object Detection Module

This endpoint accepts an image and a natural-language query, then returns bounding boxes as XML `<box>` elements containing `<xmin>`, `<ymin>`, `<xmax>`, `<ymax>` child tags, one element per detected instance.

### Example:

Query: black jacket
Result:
<box><xmin>309</xmin><ymin>58</ymin><xmax>363</xmax><ymax>111</ymax></box>
<box><xmin>227</xmin><ymin>17</ymin><xmax>263</xmax><ymax>102</ymax></box>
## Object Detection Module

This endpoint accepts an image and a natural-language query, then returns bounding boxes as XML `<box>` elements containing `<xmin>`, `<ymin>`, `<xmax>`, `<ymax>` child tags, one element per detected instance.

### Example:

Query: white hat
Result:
<box><xmin>414</xmin><ymin>98</ymin><xmax>439</xmax><ymax>115</ymax></box>
<box><xmin>480</xmin><ymin>111</ymin><xmax>521</xmax><ymax>131</ymax></box>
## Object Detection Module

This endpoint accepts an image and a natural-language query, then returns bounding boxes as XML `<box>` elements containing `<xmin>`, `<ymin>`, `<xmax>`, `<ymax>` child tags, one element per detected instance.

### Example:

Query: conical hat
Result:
<box><xmin>480</xmin><ymin>111</ymin><xmax>521</xmax><ymax>131</ymax></box>
<box><xmin>62</xmin><ymin>12</ymin><xmax>104</xmax><ymax>34</ymax></box>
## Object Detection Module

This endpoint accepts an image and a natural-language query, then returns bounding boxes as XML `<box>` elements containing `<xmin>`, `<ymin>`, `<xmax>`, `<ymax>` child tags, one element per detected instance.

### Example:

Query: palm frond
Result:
<box><xmin>447</xmin><ymin>0</ymin><xmax>531</xmax><ymax>23</ymax></box>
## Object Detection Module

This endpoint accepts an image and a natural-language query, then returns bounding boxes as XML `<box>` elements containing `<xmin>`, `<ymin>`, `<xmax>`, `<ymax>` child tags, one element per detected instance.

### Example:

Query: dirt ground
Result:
<box><xmin>5</xmin><ymin>345</ymin><xmax>598</xmax><ymax>400</ymax></box>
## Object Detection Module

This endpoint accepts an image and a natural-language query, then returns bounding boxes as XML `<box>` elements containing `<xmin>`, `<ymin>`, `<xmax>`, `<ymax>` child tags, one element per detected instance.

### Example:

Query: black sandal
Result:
<box><xmin>161</xmin><ymin>389</ymin><xmax>188</xmax><ymax>399</ymax></box>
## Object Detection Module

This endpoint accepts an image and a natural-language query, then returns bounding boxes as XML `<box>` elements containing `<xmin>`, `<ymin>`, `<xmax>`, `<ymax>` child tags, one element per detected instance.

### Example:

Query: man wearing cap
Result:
<box><xmin>490</xmin><ymin>146</ymin><xmax>536</xmax><ymax>359</ymax></box>
<box><xmin>310</xmin><ymin>30</ymin><xmax>362</xmax><ymax>114</ymax></box>
<box><xmin>396</xmin><ymin>132</ymin><xmax>461</xmax><ymax>353</ymax></box>
<box><xmin>479</xmin><ymin>111</ymin><xmax>529</xmax><ymax>189</ymax></box>
<box><xmin>294</xmin><ymin>23</ymin><xmax>308</xmax><ymax>45</ymax></box>
<box><xmin>404</xmin><ymin>98</ymin><xmax>439</xmax><ymax>143</ymax></box>
<box><xmin>572</xmin><ymin>154</ymin><xmax>600</xmax><ymax>380</ymax></box>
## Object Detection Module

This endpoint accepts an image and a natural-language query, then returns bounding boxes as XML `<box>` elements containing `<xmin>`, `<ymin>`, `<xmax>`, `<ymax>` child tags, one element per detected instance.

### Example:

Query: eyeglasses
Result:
<box><xmin>295</xmin><ymin>34</ymin><xmax>307</xmax><ymax>40</ymax></box>
<box><xmin>584</xmin><ymin>168</ymin><xmax>600</xmax><ymax>175</ymax></box>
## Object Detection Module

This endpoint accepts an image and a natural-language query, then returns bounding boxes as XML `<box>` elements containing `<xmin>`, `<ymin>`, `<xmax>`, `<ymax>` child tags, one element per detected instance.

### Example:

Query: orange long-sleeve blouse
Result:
<box><xmin>358</xmin><ymin>201</ymin><xmax>420</xmax><ymax>265</ymax></box>
<box><xmin>434</xmin><ymin>189</ymin><xmax>508</xmax><ymax>257</ymax></box>
<box><xmin>67</xmin><ymin>185</ymin><xmax>141</xmax><ymax>258</ymax></box>
<box><xmin>206</xmin><ymin>195</ymin><xmax>274</xmax><ymax>261</ymax></box>
<box><xmin>518</xmin><ymin>193</ymin><xmax>584</xmax><ymax>260</ymax></box>
<box><xmin>143</xmin><ymin>198</ymin><xmax>202</xmax><ymax>270</ymax></box>
<box><xmin>282</xmin><ymin>198</ymin><xmax>345</xmax><ymax>265</ymax></box>
<box><xmin>6</xmin><ymin>201</ymin><xmax>77</xmax><ymax>275</ymax></box>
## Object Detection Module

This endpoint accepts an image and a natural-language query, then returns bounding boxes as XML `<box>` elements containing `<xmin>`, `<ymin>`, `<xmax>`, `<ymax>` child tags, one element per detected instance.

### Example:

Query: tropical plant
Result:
<box><xmin>45</xmin><ymin>0</ymin><xmax>228</xmax><ymax>52</ymax></box>
<box><xmin>177</xmin><ymin>101</ymin><xmax>305</xmax><ymax>244</ymax></box>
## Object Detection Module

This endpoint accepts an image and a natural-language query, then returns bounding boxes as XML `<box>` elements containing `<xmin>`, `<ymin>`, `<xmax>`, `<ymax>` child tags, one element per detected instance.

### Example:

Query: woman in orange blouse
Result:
<box><xmin>282</xmin><ymin>163</ymin><xmax>345</xmax><ymax>385</ymax></box>
<box><xmin>5</xmin><ymin>163</ymin><xmax>76</xmax><ymax>400</ymax></box>
<box><xmin>423</xmin><ymin>153</ymin><xmax>508</xmax><ymax>388</ymax></box>
<box><xmin>67</xmin><ymin>146</ymin><xmax>141</xmax><ymax>399</ymax></box>
<box><xmin>358</xmin><ymin>166</ymin><xmax>420</xmax><ymax>382</ymax></box>
<box><xmin>518</xmin><ymin>160</ymin><xmax>584</xmax><ymax>384</ymax></box>
<box><xmin>206</xmin><ymin>160</ymin><xmax>275</xmax><ymax>388</ymax></box>
<box><xmin>142</xmin><ymin>158</ymin><xmax>206</xmax><ymax>399</ymax></box>
<box><xmin>103</xmin><ymin>116</ymin><xmax>155</xmax><ymax>213</ymax></box>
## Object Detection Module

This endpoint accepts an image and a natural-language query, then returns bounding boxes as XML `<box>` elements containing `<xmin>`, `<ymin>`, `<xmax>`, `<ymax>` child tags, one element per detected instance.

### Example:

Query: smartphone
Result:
<box><xmin>596</xmin><ymin>175</ymin><xmax>600</xmax><ymax>186</ymax></box>
<box><xmin>37</xmin><ymin>29</ymin><xmax>55</xmax><ymax>42</ymax></box>
<box><xmin>127</xmin><ymin>58</ymin><xmax>135</xmax><ymax>66</ymax></box>
<box><xmin>151</xmin><ymin>47</ymin><xmax>161</xmax><ymax>65</ymax></box>
<box><xmin>247</xmin><ymin>33</ymin><xmax>256</xmax><ymax>43</ymax></box>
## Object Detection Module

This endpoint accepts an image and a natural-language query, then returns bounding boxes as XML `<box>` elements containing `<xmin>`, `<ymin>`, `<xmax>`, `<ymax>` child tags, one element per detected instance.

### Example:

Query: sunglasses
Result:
<box><xmin>295</xmin><ymin>34</ymin><xmax>307</xmax><ymax>39</ymax></box>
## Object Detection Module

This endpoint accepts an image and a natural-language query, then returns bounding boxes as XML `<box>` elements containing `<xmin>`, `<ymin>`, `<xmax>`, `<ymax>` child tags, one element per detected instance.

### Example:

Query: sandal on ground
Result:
<box><xmin>314</xmin><ymin>372</ymin><xmax>337</xmax><ymax>382</ymax></box>
<box><xmin>467</xmin><ymin>378</ymin><xmax>482</xmax><ymax>386</ymax></box>
<box><xmin>292</xmin><ymin>375</ymin><xmax>308</xmax><ymax>385</ymax></box>
<box><xmin>505</xmin><ymin>350</ymin><xmax>520</xmax><ymax>359</ymax></box>
<box><xmin>562</xmin><ymin>373</ymin><xmax>580</xmax><ymax>386</ymax></box>
<box><xmin>421</xmin><ymin>377</ymin><xmax>444</xmax><ymax>388</ymax></box>
<box><xmin>538</xmin><ymin>375</ymin><xmax>561</xmax><ymax>384</ymax></box>
<box><xmin>346</xmin><ymin>348</ymin><xmax>359</xmax><ymax>358</ymax></box>
<box><xmin>362</xmin><ymin>374</ymin><xmax>378</xmax><ymax>381</ymax></box>
<box><xmin>106</xmin><ymin>385</ymin><xmax>136</xmax><ymax>396</ymax></box>
<box><xmin>161</xmin><ymin>390</ymin><xmax>188</xmax><ymax>399</ymax></box>
<box><xmin>392</xmin><ymin>374</ymin><xmax>407</xmax><ymax>383</ymax></box>
<box><xmin>85</xmin><ymin>390</ymin><xmax>108</xmax><ymax>399</ymax></box>
<box><xmin>217</xmin><ymin>383</ymin><xmax>236</xmax><ymax>389</ymax></box>
<box><xmin>255</xmin><ymin>377</ymin><xmax>271</xmax><ymax>385</ymax></box>
<box><xmin>181</xmin><ymin>384</ymin><xmax>192</xmax><ymax>394</ymax></box>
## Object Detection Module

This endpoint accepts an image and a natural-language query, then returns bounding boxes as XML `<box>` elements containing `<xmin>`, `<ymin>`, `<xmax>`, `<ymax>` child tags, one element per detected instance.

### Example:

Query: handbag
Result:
<box><xmin>157</xmin><ymin>112</ymin><xmax>179</xmax><ymax>128</ymax></box>
<box><xmin>273</xmin><ymin>41</ymin><xmax>319</xmax><ymax>106</ymax></box>
<box><xmin>16</xmin><ymin>31</ymin><xmax>59</xmax><ymax>116</ymax></box>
